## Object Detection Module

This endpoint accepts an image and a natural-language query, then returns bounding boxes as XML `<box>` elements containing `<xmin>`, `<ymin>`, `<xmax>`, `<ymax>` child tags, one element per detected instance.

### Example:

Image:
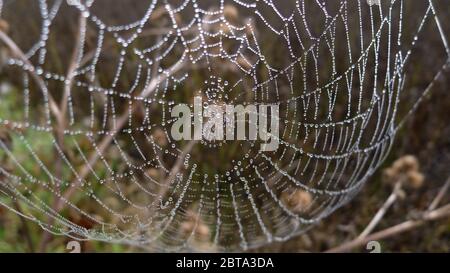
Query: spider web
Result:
<box><xmin>0</xmin><ymin>0</ymin><xmax>448</xmax><ymax>252</ymax></box>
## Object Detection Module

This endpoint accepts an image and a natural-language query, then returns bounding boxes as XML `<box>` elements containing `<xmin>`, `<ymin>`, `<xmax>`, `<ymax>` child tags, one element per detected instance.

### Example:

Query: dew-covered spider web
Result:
<box><xmin>0</xmin><ymin>0</ymin><xmax>449</xmax><ymax>252</ymax></box>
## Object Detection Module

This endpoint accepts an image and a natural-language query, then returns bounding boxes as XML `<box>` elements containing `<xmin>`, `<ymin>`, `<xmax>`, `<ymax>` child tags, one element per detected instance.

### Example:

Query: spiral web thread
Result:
<box><xmin>0</xmin><ymin>0</ymin><xmax>448</xmax><ymax>252</ymax></box>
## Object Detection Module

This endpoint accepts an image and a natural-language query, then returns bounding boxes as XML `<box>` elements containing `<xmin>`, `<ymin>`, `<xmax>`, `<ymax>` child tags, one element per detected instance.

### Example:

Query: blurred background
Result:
<box><xmin>0</xmin><ymin>0</ymin><xmax>449</xmax><ymax>252</ymax></box>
